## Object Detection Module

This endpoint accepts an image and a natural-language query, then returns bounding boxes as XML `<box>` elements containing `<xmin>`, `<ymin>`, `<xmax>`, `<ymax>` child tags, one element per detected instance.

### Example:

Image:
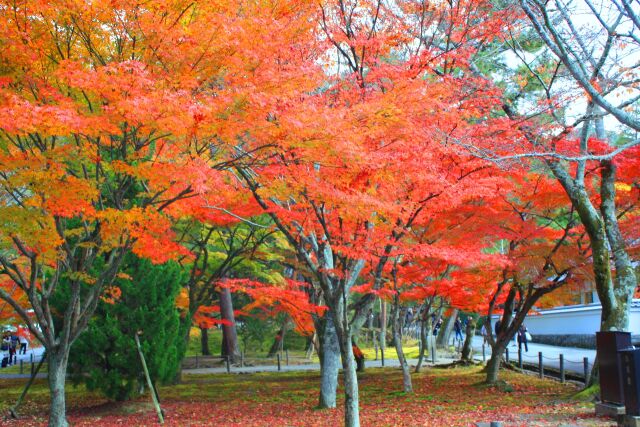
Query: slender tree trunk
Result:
<box><xmin>415</xmin><ymin>313</ymin><xmax>431</xmax><ymax>373</ymax></box>
<box><xmin>268</xmin><ymin>318</ymin><xmax>289</xmax><ymax>357</ymax></box>
<box><xmin>461</xmin><ymin>315</ymin><xmax>477</xmax><ymax>361</ymax></box>
<box><xmin>219</xmin><ymin>287</ymin><xmax>240</xmax><ymax>363</ymax></box>
<box><xmin>306</xmin><ymin>332</ymin><xmax>316</xmax><ymax>359</ymax></box>
<box><xmin>392</xmin><ymin>296</ymin><xmax>412</xmax><ymax>393</ymax></box>
<box><xmin>335</xmin><ymin>320</ymin><xmax>360</xmax><ymax>427</ymax></box>
<box><xmin>318</xmin><ymin>315</ymin><xmax>340</xmax><ymax>409</ymax></box>
<box><xmin>437</xmin><ymin>309</ymin><xmax>458</xmax><ymax>348</ymax></box>
<box><xmin>47</xmin><ymin>350</ymin><xmax>69</xmax><ymax>427</ymax></box>
<box><xmin>379</xmin><ymin>299</ymin><xmax>387</xmax><ymax>352</ymax></box>
<box><xmin>366</xmin><ymin>310</ymin><xmax>374</xmax><ymax>345</ymax></box>
<box><xmin>200</xmin><ymin>326</ymin><xmax>211</xmax><ymax>356</ymax></box>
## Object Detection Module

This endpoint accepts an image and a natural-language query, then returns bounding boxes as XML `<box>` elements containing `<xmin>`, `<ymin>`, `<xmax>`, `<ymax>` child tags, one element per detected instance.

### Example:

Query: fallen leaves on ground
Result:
<box><xmin>0</xmin><ymin>366</ymin><xmax>614</xmax><ymax>426</ymax></box>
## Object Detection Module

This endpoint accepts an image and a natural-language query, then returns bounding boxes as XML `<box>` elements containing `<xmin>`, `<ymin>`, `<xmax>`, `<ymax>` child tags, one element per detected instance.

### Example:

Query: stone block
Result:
<box><xmin>595</xmin><ymin>401</ymin><xmax>626</xmax><ymax>417</ymax></box>
<box><xmin>621</xmin><ymin>415</ymin><xmax>640</xmax><ymax>427</ymax></box>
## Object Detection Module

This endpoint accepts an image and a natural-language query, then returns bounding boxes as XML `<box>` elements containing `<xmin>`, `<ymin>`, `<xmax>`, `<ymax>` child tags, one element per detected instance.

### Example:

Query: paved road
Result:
<box><xmin>0</xmin><ymin>347</ymin><xmax>46</xmax><ymax>379</ymax></box>
<box><xmin>0</xmin><ymin>340</ymin><xmax>597</xmax><ymax>379</ymax></box>
<box><xmin>185</xmin><ymin>357</ymin><xmax>424</xmax><ymax>375</ymax></box>
<box><xmin>469</xmin><ymin>336</ymin><xmax>596</xmax><ymax>374</ymax></box>
<box><xmin>184</xmin><ymin>336</ymin><xmax>597</xmax><ymax>376</ymax></box>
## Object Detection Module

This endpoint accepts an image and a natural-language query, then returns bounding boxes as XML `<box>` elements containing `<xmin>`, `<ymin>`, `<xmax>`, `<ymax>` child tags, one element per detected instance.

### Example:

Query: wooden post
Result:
<box><xmin>30</xmin><ymin>354</ymin><xmax>34</xmax><ymax>376</ymax></box>
<box><xmin>225</xmin><ymin>355</ymin><xmax>231</xmax><ymax>373</ymax></box>
<box><xmin>135</xmin><ymin>333</ymin><xmax>164</xmax><ymax>424</ymax></box>
<box><xmin>381</xmin><ymin>345</ymin><xmax>385</xmax><ymax>367</ymax></box>
<box><xmin>431</xmin><ymin>335</ymin><xmax>437</xmax><ymax>363</ymax></box>
<box><xmin>538</xmin><ymin>351</ymin><xmax>543</xmax><ymax>379</ymax></box>
<box><xmin>518</xmin><ymin>348</ymin><xmax>523</xmax><ymax>369</ymax></box>
<box><xmin>583</xmin><ymin>357</ymin><xmax>589</xmax><ymax>385</ymax></box>
<box><xmin>374</xmin><ymin>338</ymin><xmax>379</xmax><ymax>361</ymax></box>
<box><xmin>277</xmin><ymin>353</ymin><xmax>281</xmax><ymax>371</ymax></box>
<box><xmin>240</xmin><ymin>351</ymin><xmax>244</xmax><ymax>368</ymax></box>
<box><xmin>505</xmin><ymin>348</ymin><xmax>509</xmax><ymax>364</ymax></box>
<box><xmin>559</xmin><ymin>354</ymin><xmax>565</xmax><ymax>383</ymax></box>
<box><xmin>430</xmin><ymin>335</ymin><xmax>435</xmax><ymax>364</ymax></box>
<box><xmin>286</xmin><ymin>349</ymin><xmax>289</xmax><ymax>366</ymax></box>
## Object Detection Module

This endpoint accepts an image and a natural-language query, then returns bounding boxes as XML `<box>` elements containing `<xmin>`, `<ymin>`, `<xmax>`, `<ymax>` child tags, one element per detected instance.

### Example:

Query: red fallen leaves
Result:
<box><xmin>0</xmin><ymin>368</ymin><xmax>608</xmax><ymax>427</ymax></box>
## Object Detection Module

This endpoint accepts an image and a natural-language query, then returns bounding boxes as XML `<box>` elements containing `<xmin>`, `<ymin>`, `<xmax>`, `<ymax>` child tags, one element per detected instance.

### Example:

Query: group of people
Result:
<box><xmin>1</xmin><ymin>332</ymin><xmax>28</xmax><ymax>367</ymax></box>
<box><xmin>431</xmin><ymin>315</ymin><xmax>465</xmax><ymax>344</ymax></box>
<box><xmin>480</xmin><ymin>320</ymin><xmax>530</xmax><ymax>352</ymax></box>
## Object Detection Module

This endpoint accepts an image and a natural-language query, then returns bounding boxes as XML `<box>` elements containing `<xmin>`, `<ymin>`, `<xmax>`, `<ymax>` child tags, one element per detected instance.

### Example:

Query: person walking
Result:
<box><xmin>517</xmin><ymin>324</ymin><xmax>529</xmax><ymax>352</ymax></box>
<box><xmin>9</xmin><ymin>333</ymin><xmax>18</xmax><ymax>365</ymax></box>
<box><xmin>433</xmin><ymin>317</ymin><xmax>443</xmax><ymax>336</ymax></box>
<box><xmin>19</xmin><ymin>335</ymin><xmax>28</xmax><ymax>355</ymax></box>
<box><xmin>480</xmin><ymin>324</ymin><xmax>488</xmax><ymax>345</ymax></box>
<box><xmin>454</xmin><ymin>318</ymin><xmax>463</xmax><ymax>343</ymax></box>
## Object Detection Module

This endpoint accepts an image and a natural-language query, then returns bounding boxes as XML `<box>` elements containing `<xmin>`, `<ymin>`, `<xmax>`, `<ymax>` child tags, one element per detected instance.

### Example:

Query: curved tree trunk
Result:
<box><xmin>415</xmin><ymin>312</ymin><xmax>432</xmax><ymax>373</ymax></box>
<box><xmin>485</xmin><ymin>340</ymin><xmax>506</xmax><ymax>384</ymax></box>
<box><xmin>461</xmin><ymin>315</ymin><xmax>477</xmax><ymax>362</ymax></box>
<box><xmin>47</xmin><ymin>350</ymin><xmax>69</xmax><ymax>427</ymax></box>
<box><xmin>268</xmin><ymin>317</ymin><xmax>289</xmax><ymax>357</ymax></box>
<box><xmin>547</xmin><ymin>161</ymin><xmax>632</xmax><ymax>332</ymax></box>
<box><xmin>600</xmin><ymin>160</ymin><xmax>637</xmax><ymax>331</ymax></box>
<box><xmin>392</xmin><ymin>296</ymin><xmax>413</xmax><ymax>392</ymax></box>
<box><xmin>436</xmin><ymin>308</ymin><xmax>458</xmax><ymax>348</ymax></box>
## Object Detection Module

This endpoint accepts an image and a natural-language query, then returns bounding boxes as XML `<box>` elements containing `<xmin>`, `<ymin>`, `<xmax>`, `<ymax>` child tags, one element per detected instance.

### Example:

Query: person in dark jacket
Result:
<box><xmin>517</xmin><ymin>324</ymin><xmax>529</xmax><ymax>352</ymax></box>
<box><xmin>454</xmin><ymin>318</ymin><xmax>463</xmax><ymax>342</ymax></box>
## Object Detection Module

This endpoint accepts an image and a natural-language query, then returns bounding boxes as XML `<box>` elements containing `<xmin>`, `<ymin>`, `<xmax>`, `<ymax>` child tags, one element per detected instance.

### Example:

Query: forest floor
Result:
<box><xmin>0</xmin><ymin>365</ymin><xmax>614</xmax><ymax>426</ymax></box>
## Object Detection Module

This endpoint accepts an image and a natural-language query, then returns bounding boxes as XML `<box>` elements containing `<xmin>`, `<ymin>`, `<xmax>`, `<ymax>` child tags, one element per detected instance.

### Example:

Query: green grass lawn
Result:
<box><xmin>185</xmin><ymin>327</ymin><xmax>312</xmax><ymax>359</ymax></box>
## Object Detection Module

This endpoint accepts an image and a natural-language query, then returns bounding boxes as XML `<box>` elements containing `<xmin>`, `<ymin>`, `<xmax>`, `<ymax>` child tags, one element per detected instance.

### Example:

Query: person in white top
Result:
<box><xmin>19</xmin><ymin>335</ymin><xmax>28</xmax><ymax>355</ymax></box>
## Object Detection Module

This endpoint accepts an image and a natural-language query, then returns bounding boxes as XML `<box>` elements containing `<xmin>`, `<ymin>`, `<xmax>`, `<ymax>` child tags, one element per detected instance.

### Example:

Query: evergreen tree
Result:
<box><xmin>66</xmin><ymin>255</ymin><xmax>186</xmax><ymax>401</ymax></box>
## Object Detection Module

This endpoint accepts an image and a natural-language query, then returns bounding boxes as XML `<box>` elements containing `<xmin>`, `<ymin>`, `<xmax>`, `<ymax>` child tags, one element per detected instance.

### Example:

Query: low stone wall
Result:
<box><xmin>531</xmin><ymin>334</ymin><xmax>640</xmax><ymax>349</ymax></box>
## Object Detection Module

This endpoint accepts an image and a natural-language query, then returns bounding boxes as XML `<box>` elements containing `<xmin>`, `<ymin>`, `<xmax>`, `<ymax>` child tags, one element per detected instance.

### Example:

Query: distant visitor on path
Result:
<box><xmin>517</xmin><ymin>324</ymin><xmax>529</xmax><ymax>352</ymax></box>
<box><xmin>9</xmin><ymin>333</ymin><xmax>18</xmax><ymax>364</ymax></box>
<box><xmin>433</xmin><ymin>317</ymin><xmax>443</xmax><ymax>335</ymax></box>
<box><xmin>352</xmin><ymin>343</ymin><xmax>365</xmax><ymax>372</ymax></box>
<box><xmin>454</xmin><ymin>318</ymin><xmax>463</xmax><ymax>342</ymax></box>
<box><xmin>19</xmin><ymin>335</ymin><xmax>28</xmax><ymax>355</ymax></box>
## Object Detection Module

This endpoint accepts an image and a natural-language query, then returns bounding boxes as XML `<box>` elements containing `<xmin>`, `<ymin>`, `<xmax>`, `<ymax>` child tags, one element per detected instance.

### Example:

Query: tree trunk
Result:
<box><xmin>437</xmin><ymin>309</ymin><xmax>458</xmax><ymax>348</ymax></box>
<box><xmin>306</xmin><ymin>332</ymin><xmax>316</xmax><ymax>359</ymax></box>
<box><xmin>335</xmin><ymin>320</ymin><xmax>360</xmax><ymax>427</ymax></box>
<box><xmin>219</xmin><ymin>287</ymin><xmax>240</xmax><ymax>363</ymax></box>
<box><xmin>548</xmin><ymin>162</ymin><xmax>626</xmax><ymax>332</ymax></box>
<box><xmin>47</xmin><ymin>350</ymin><xmax>69</xmax><ymax>427</ymax></box>
<box><xmin>415</xmin><ymin>312</ymin><xmax>431</xmax><ymax>373</ymax></box>
<box><xmin>379</xmin><ymin>299</ymin><xmax>387</xmax><ymax>352</ymax></box>
<box><xmin>484</xmin><ymin>342</ymin><xmax>505</xmax><ymax>384</ymax></box>
<box><xmin>268</xmin><ymin>318</ymin><xmax>289</xmax><ymax>357</ymax></box>
<box><xmin>318</xmin><ymin>315</ymin><xmax>340</xmax><ymax>409</ymax></box>
<box><xmin>600</xmin><ymin>160</ymin><xmax>637</xmax><ymax>332</ymax></box>
<box><xmin>200</xmin><ymin>326</ymin><xmax>211</xmax><ymax>356</ymax></box>
<box><xmin>461</xmin><ymin>316</ymin><xmax>477</xmax><ymax>361</ymax></box>
<box><xmin>392</xmin><ymin>296</ymin><xmax>413</xmax><ymax>393</ymax></box>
